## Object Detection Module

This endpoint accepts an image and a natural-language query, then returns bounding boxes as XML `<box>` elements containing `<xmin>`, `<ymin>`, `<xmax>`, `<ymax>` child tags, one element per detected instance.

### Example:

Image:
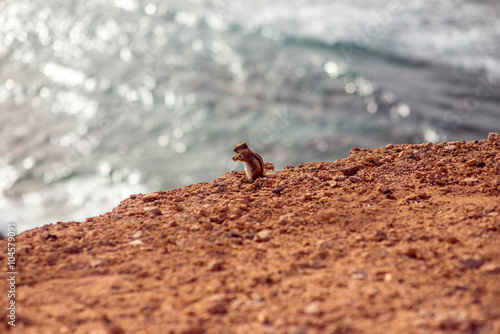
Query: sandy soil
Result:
<box><xmin>1</xmin><ymin>133</ymin><xmax>500</xmax><ymax>334</ymax></box>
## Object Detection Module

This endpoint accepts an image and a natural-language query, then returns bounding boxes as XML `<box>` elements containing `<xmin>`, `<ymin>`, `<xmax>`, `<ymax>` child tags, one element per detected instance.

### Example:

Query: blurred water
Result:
<box><xmin>1</xmin><ymin>0</ymin><xmax>499</xmax><ymax>234</ymax></box>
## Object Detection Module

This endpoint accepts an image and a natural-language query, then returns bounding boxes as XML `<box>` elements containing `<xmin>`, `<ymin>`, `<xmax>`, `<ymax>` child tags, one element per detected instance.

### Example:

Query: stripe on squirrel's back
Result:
<box><xmin>254</xmin><ymin>152</ymin><xmax>264</xmax><ymax>171</ymax></box>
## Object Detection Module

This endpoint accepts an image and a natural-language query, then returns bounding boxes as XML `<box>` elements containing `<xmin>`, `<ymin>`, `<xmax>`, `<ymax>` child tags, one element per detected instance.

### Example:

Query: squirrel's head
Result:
<box><xmin>234</xmin><ymin>142</ymin><xmax>249</xmax><ymax>153</ymax></box>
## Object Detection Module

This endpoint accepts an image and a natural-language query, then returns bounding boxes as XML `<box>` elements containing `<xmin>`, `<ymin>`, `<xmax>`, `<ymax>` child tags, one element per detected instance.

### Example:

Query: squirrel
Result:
<box><xmin>232</xmin><ymin>142</ymin><xmax>267</xmax><ymax>180</ymax></box>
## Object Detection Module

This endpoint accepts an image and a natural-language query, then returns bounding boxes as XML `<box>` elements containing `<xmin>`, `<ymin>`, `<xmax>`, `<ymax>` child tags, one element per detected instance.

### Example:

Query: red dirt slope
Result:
<box><xmin>1</xmin><ymin>133</ymin><xmax>500</xmax><ymax>334</ymax></box>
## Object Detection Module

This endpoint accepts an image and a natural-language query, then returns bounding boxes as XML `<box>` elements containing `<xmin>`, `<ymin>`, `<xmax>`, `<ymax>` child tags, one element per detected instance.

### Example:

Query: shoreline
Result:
<box><xmin>1</xmin><ymin>133</ymin><xmax>499</xmax><ymax>333</ymax></box>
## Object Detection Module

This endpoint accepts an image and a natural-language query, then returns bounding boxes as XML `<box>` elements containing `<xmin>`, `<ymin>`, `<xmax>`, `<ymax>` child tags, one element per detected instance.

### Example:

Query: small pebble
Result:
<box><xmin>205</xmin><ymin>294</ymin><xmax>228</xmax><ymax>314</ymax></box>
<box><xmin>354</xmin><ymin>234</ymin><xmax>365</xmax><ymax>242</ymax></box>
<box><xmin>445</xmin><ymin>236</ymin><xmax>459</xmax><ymax>244</ymax></box>
<box><xmin>465</xmin><ymin>159</ymin><xmax>478</xmax><ymax>166</ymax></box>
<box><xmin>64</xmin><ymin>244</ymin><xmax>80</xmax><ymax>254</ymax></box>
<box><xmin>272</xmin><ymin>187</ymin><xmax>284</xmax><ymax>195</ymax></box>
<box><xmin>459</xmin><ymin>255</ymin><xmax>483</xmax><ymax>269</ymax></box>
<box><xmin>255</xmin><ymin>229</ymin><xmax>272</xmax><ymax>242</ymax></box>
<box><xmin>257</xmin><ymin>313</ymin><xmax>270</xmax><ymax>324</ymax></box>
<box><xmin>349</xmin><ymin>176</ymin><xmax>362</xmax><ymax>183</ymax></box>
<box><xmin>303</xmin><ymin>193</ymin><xmax>313</xmax><ymax>200</ymax></box>
<box><xmin>349</xmin><ymin>268</ymin><xmax>368</xmax><ymax>280</ymax></box>
<box><xmin>481</xmin><ymin>263</ymin><xmax>500</xmax><ymax>274</ymax></box>
<box><xmin>415</xmin><ymin>172</ymin><xmax>427</xmax><ymax>179</ymax></box>
<box><xmin>418</xmin><ymin>192</ymin><xmax>430</xmax><ymax>199</ymax></box>
<box><xmin>142</xmin><ymin>192</ymin><xmax>161</xmax><ymax>202</ymax></box>
<box><xmin>405</xmin><ymin>248</ymin><xmax>418</xmax><ymax>259</ymax></box>
<box><xmin>207</xmin><ymin>259</ymin><xmax>224</xmax><ymax>272</ymax></box>
<box><xmin>342</xmin><ymin>165</ymin><xmax>361</xmax><ymax>176</ymax></box>
<box><xmin>148</xmin><ymin>206</ymin><xmax>161</xmax><ymax>217</ymax></box>
<box><xmin>278</xmin><ymin>215</ymin><xmax>288</xmax><ymax>225</ymax></box>
<box><xmin>303</xmin><ymin>301</ymin><xmax>321</xmax><ymax>315</ymax></box>
<box><xmin>462</xmin><ymin>178</ymin><xmax>479</xmax><ymax>186</ymax></box>
<box><xmin>128</xmin><ymin>239</ymin><xmax>144</xmax><ymax>246</ymax></box>
<box><xmin>373</xmin><ymin>230</ymin><xmax>387</xmax><ymax>242</ymax></box>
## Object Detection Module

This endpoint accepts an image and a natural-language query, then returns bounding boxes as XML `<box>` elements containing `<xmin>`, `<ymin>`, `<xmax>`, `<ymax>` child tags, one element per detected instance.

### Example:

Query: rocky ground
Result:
<box><xmin>1</xmin><ymin>133</ymin><xmax>500</xmax><ymax>334</ymax></box>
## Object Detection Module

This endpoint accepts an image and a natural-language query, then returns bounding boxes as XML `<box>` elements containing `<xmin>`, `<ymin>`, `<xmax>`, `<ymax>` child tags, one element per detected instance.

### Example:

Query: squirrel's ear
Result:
<box><xmin>235</xmin><ymin>142</ymin><xmax>248</xmax><ymax>150</ymax></box>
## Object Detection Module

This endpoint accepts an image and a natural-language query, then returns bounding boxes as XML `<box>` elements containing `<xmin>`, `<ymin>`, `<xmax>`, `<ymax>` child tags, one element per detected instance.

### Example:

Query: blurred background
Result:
<box><xmin>1</xmin><ymin>0</ymin><xmax>499</xmax><ymax>234</ymax></box>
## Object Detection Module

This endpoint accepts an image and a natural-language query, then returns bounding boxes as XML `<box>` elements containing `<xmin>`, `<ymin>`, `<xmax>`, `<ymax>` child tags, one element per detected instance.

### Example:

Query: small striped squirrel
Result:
<box><xmin>232</xmin><ymin>142</ymin><xmax>264</xmax><ymax>180</ymax></box>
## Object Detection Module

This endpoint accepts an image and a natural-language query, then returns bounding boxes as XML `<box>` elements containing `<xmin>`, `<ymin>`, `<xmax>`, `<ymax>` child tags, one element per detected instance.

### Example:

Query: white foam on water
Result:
<box><xmin>218</xmin><ymin>0</ymin><xmax>500</xmax><ymax>79</ymax></box>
